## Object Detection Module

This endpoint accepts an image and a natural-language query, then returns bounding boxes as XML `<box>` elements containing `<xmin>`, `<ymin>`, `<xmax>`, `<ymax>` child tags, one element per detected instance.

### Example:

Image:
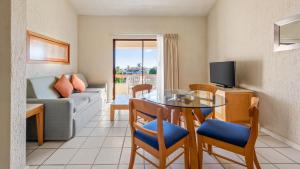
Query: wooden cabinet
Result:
<box><xmin>215</xmin><ymin>87</ymin><xmax>255</xmax><ymax>124</ymax></box>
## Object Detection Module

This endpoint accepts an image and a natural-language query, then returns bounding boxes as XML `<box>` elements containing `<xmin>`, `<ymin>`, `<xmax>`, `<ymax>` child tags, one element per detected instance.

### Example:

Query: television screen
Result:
<box><xmin>210</xmin><ymin>61</ymin><xmax>235</xmax><ymax>88</ymax></box>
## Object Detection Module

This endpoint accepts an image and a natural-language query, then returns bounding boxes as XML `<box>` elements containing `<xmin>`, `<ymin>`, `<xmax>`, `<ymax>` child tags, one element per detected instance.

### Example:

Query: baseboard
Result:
<box><xmin>261</xmin><ymin>127</ymin><xmax>300</xmax><ymax>151</ymax></box>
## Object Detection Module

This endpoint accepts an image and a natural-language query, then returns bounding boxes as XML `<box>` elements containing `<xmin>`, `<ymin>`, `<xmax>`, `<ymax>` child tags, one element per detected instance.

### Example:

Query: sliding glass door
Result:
<box><xmin>113</xmin><ymin>39</ymin><xmax>158</xmax><ymax>98</ymax></box>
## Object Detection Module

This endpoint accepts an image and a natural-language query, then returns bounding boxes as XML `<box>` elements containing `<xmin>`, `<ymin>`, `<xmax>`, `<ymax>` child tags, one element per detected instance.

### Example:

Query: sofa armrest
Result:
<box><xmin>27</xmin><ymin>98</ymin><xmax>74</xmax><ymax>140</ymax></box>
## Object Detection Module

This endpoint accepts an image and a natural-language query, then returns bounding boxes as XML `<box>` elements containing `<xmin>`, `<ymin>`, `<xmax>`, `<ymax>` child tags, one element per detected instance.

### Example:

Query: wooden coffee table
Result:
<box><xmin>26</xmin><ymin>104</ymin><xmax>44</xmax><ymax>145</ymax></box>
<box><xmin>110</xmin><ymin>95</ymin><xmax>129</xmax><ymax>121</ymax></box>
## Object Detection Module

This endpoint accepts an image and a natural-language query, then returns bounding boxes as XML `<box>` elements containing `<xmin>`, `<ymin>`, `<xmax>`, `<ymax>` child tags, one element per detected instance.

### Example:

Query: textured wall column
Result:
<box><xmin>0</xmin><ymin>0</ymin><xmax>26</xmax><ymax>168</ymax></box>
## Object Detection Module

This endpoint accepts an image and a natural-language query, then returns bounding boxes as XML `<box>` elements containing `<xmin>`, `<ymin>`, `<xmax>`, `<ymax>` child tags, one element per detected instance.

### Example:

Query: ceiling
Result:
<box><xmin>68</xmin><ymin>0</ymin><xmax>216</xmax><ymax>16</ymax></box>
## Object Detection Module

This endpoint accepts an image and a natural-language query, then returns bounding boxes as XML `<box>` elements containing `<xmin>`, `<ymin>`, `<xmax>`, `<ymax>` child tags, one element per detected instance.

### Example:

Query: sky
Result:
<box><xmin>115</xmin><ymin>48</ymin><xmax>158</xmax><ymax>69</ymax></box>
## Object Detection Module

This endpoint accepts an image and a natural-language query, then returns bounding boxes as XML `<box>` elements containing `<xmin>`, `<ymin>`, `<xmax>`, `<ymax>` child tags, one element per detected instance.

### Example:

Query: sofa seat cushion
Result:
<box><xmin>197</xmin><ymin>119</ymin><xmax>250</xmax><ymax>147</ymax></box>
<box><xmin>70</xmin><ymin>94</ymin><xmax>90</xmax><ymax>112</ymax></box>
<box><xmin>134</xmin><ymin>120</ymin><xmax>189</xmax><ymax>150</ymax></box>
<box><xmin>87</xmin><ymin>93</ymin><xmax>100</xmax><ymax>103</ymax></box>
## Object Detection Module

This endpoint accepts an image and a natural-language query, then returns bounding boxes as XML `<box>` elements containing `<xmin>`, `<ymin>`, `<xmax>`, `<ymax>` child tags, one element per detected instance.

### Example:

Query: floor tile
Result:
<box><xmin>26</xmin><ymin>142</ymin><xmax>38</xmax><ymax>150</ymax></box>
<box><xmin>26</xmin><ymin>149</ymin><xmax>56</xmax><ymax>165</ymax></box>
<box><xmin>222</xmin><ymin>164</ymin><xmax>244</xmax><ymax>169</ymax></box>
<box><xmin>275</xmin><ymin>147</ymin><xmax>300</xmax><ymax>163</ymax></box>
<box><xmin>60</xmin><ymin>137</ymin><xmax>87</xmax><ymax>149</ymax></box>
<box><xmin>65</xmin><ymin>165</ymin><xmax>92</xmax><ymax>169</ymax></box>
<box><xmin>172</xmin><ymin>164</ymin><xmax>186</xmax><ymax>169</ymax></box>
<box><xmin>76</xmin><ymin>128</ymin><xmax>94</xmax><ymax>137</ymax></box>
<box><xmin>167</xmin><ymin>149</ymin><xmax>184</xmax><ymax>164</ymax></box>
<box><xmin>91</xmin><ymin>128</ymin><xmax>110</xmax><ymax>136</ymax></box>
<box><xmin>256</xmin><ymin>140</ymin><xmax>269</xmax><ymax>148</ymax></box>
<box><xmin>108</xmin><ymin>128</ymin><xmax>127</xmax><ymax>137</ymax></box>
<box><xmin>118</xmin><ymin>164</ymin><xmax>144</xmax><ymax>169</ymax></box>
<box><xmin>97</xmin><ymin>121</ymin><xmax>114</xmax><ymax>127</ymax></box>
<box><xmin>81</xmin><ymin>137</ymin><xmax>105</xmax><ymax>148</ymax></box>
<box><xmin>94</xmin><ymin>148</ymin><xmax>122</xmax><ymax>164</ymax></box>
<box><xmin>103</xmin><ymin>137</ymin><xmax>124</xmax><ymax>148</ymax></box>
<box><xmin>260</xmin><ymin>164</ymin><xmax>278</xmax><ymax>169</ymax></box>
<box><xmin>119</xmin><ymin>148</ymin><xmax>144</xmax><ymax>164</ymax></box>
<box><xmin>126</xmin><ymin>128</ymin><xmax>132</xmax><ymax>136</ymax></box>
<box><xmin>275</xmin><ymin>164</ymin><xmax>300</xmax><ymax>169</ymax></box>
<box><xmin>202</xmin><ymin>164</ymin><xmax>224</xmax><ymax>169</ymax></box>
<box><xmin>144</xmin><ymin>151</ymin><xmax>159</xmax><ymax>165</ymax></box>
<box><xmin>44</xmin><ymin>149</ymin><xmax>77</xmax><ymax>165</ymax></box>
<box><xmin>113</xmin><ymin>121</ymin><xmax>128</xmax><ymax>128</ymax></box>
<box><xmin>123</xmin><ymin>137</ymin><xmax>131</xmax><ymax>147</ymax></box>
<box><xmin>26</xmin><ymin>149</ymin><xmax>34</xmax><ymax>156</ymax></box>
<box><xmin>91</xmin><ymin>165</ymin><xmax>118</xmax><ymax>169</ymax></box>
<box><xmin>27</xmin><ymin>166</ymin><xmax>38</xmax><ymax>169</ymax></box>
<box><xmin>69</xmin><ymin>148</ymin><xmax>100</xmax><ymax>164</ymax></box>
<box><xmin>38</xmin><ymin>165</ymin><xmax>65</xmax><ymax>169</ymax></box>
<box><xmin>256</xmin><ymin>148</ymin><xmax>294</xmax><ymax>163</ymax></box>
<box><xmin>86</xmin><ymin>121</ymin><xmax>98</xmax><ymax>127</ymax></box>
<box><xmin>90</xmin><ymin>116</ymin><xmax>103</xmax><ymax>122</ymax></box>
<box><xmin>259</xmin><ymin>136</ymin><xmax>288</xmax><ymax>147</ymax></box>
<box><xmin>203</xmin><ymin>152</ymin><xmax>219</xmax><ymax>164</ymax></box>
<box><xmin>213</xmin><ymin>148</ymin><xmax>244</xmax><ymax>164</ymax></box>
<box><xmin>145</xmin><ymin>164</ymin><xmax>171</xmax><ymax>169</ymax></box>
<box><xmin>39</xmin><ymin>141</ymin><xmax>64</xmax><ymax>149</ymax></box>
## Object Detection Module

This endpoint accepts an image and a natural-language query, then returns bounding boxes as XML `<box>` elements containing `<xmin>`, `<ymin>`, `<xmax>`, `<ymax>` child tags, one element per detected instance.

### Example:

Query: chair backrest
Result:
<box><xmin>247</xmin><ymin>97</ymin><xmax>260</xmax><ymax>147</ymax></box>
<box><xmin>129</xmin><ymin>98</ymin><xmax>167</xmax><ymax>151</ymax></box>
<box><xmin>132</xmin><ymin>84</ymin><xmax>152</xmax><ymax>98</ymax></box>
<box><xmin>189</xmin><ymin>83</ymin><xmax>217</xmax><ymax>94</ymax></box>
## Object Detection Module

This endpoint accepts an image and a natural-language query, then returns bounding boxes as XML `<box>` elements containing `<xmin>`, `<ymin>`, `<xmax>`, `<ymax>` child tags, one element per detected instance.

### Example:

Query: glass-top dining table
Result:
<box><xmin>142</xmin><ymin>89</ymin><xmax>226</xmax><ymax>169</ymax></box>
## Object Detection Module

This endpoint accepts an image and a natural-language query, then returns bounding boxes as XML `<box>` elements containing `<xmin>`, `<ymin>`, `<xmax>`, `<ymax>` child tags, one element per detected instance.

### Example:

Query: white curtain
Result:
<box><xmin>164</xmin><ymin>34</ymin><xmax>179</xmax><ymax>90</ymax></box>
<box><xmin>156</xmin><ymin>34</ymin><xmax>164</xmax><ymax>94</ymax></box>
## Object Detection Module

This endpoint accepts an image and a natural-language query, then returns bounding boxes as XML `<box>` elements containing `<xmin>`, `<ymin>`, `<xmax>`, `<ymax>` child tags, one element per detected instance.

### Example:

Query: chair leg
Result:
<box><xmin>128</xmin><ymin>144</ymin><xmax>137</xmax><ymax>169</ymax></box>
<box><xmin>159</xmin><ymin>157</ymin><xmax>166</xmax><ymax>169</ymax></box>
<box><xmin>245</xmin><ymin>151</ymin><xmax>254</xmax><ymax>169</ymax></box>
<box><xmin>197</xmin><ymin>135</ymin><xmax>203</xmax><ymax>169</ymax></box>
<box><xmin>254</xmin><ymin>150</ymin><xmax>261</xmax><ymax>169</ymax></box>
<box><xmin>184</xmin><ymin>138</ymin><xmax>190</xmax><ymax>169</ymax></box>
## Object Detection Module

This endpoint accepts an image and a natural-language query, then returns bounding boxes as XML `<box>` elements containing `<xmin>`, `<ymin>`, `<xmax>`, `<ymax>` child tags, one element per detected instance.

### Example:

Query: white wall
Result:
<box><xmin>0</xmin><ymin>0</ymin><xmax>26</xmax><ymax>168</ymax></box>
<box><xmin>26</xmin><ymin>0</ymin><xmax>78</xmax><ymax>78</ymax></box>
<box><xmin>78</xmin><ymin>16</ymin><xmax>207</xmax><ymax>99</ymax></box>
<box><xmin>208</xmin><ymin>0</ymin><xmax>300</xmax><ymax>145</ymax></box>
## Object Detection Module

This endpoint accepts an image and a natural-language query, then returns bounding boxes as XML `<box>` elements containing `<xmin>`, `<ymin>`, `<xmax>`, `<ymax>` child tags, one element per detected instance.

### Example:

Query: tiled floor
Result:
<box><xmin>27</xmin><ymin>105</ymin><xmax>300</xmax><ymax>169</ymax></box>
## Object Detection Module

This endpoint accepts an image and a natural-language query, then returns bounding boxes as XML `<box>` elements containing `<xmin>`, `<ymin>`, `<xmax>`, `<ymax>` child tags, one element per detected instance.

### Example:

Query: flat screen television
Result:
<box><xmin>210</xmin><ymin>61</ymin><xmax>236</xmax><ymax>88</ymax></box>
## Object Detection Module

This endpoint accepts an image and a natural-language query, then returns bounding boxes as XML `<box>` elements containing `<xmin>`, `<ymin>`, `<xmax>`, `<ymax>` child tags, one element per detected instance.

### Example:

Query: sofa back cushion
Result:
<box><xmin>54</xmin><ymin>75</ymin><xmax>74</xmax><ymax>98</ymax></box>
<box><xmin>71</xmin><ymin>74</ymin><xmax>86</xmax><ymax>92</ymax></box>
<box><xmin>27</xmin><ymin>76</ymin><xmax>60</xmax><ymax>99</ymax></box>
<box><xmin>75</xmin><ymin>73</ymin><xmax>88</xmax><ymax>88</ymax></box>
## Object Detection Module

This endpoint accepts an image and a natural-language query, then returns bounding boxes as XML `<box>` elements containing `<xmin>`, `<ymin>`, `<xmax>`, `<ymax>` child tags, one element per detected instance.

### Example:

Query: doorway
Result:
<box><xmin>113</xmin><ymin>39</ymin><xmax>158</xmax><ymax>99</ymax></box>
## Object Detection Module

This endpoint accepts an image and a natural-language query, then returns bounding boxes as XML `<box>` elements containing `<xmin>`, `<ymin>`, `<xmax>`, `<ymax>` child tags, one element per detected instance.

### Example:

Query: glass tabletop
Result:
<box><xmin>142</xmin><ymin>89</ymin><xmax>226</xmax><ymax>108</ymax></box>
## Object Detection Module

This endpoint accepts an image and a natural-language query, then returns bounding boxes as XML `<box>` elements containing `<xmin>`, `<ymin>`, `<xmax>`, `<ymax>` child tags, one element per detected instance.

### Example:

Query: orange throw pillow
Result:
<box><xmin>71</xmin><ymin>74</ymin><xmax>86</xmax><ymax>92</ymax></box>
<box><xmin>54</xmin><ymin>75</ymin><xmax>74</xmax><ymax>98</ymax></box>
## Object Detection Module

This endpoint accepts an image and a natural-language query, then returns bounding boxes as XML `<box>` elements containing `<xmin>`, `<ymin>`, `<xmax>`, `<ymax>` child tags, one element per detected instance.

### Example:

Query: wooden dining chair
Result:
<box><xmin>197</xmin><ymin>97</ymin><xmax>260</xmax><ymax>169</ymax></box>
<box><xmin>189</xmin><ymin>83</ymin><xmax>217</xmax><ymax>123</ymax></box>
<box><xmin>132</xmin><ymin>84</ymin><xmax>152</xmax><ymax>98</ymax></box>
<box><xmin>131</xmin><ymin>84</ymin><xmax>157</xmax><ymax>122</ymax></box>
<box><xmin>129</xmin><ymin>98</ymin><xmax>190</xmax><ymax>169</ymax></box>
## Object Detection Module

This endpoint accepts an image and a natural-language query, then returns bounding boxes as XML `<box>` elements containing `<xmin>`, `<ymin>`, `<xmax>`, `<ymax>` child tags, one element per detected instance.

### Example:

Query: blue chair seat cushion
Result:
<box><xmin>134</xmin><ymin>120</ymin><xmax>189</xmax><ymax>150</ymax></box>
<box><xmin>200</xmin><ymin>107</ymin><xmax>213</xmax><ymax>117</ymax></box>
<box><xmin>197</xmin><ymin>119</ymin><xmax>250</xmax><ymax>147</ymax></box>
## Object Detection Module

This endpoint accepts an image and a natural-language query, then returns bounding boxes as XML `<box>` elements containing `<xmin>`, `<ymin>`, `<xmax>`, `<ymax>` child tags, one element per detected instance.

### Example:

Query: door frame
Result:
<box><xmin>112</xmin><ymin>39</ymin><xmax>157</xmax><ymax>100</ymax></box>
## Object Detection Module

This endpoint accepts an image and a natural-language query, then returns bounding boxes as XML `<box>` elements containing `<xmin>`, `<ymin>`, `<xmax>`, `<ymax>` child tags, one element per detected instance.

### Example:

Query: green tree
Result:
<box><xmin>149</xmin><ymin>68</ymin><xmax>157</xmax><ymax>74</ymax></box>
<box><xmin>115</xmin><ymin>66</ymin><xmax>123</xmax><ymax>74</ymax></box>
